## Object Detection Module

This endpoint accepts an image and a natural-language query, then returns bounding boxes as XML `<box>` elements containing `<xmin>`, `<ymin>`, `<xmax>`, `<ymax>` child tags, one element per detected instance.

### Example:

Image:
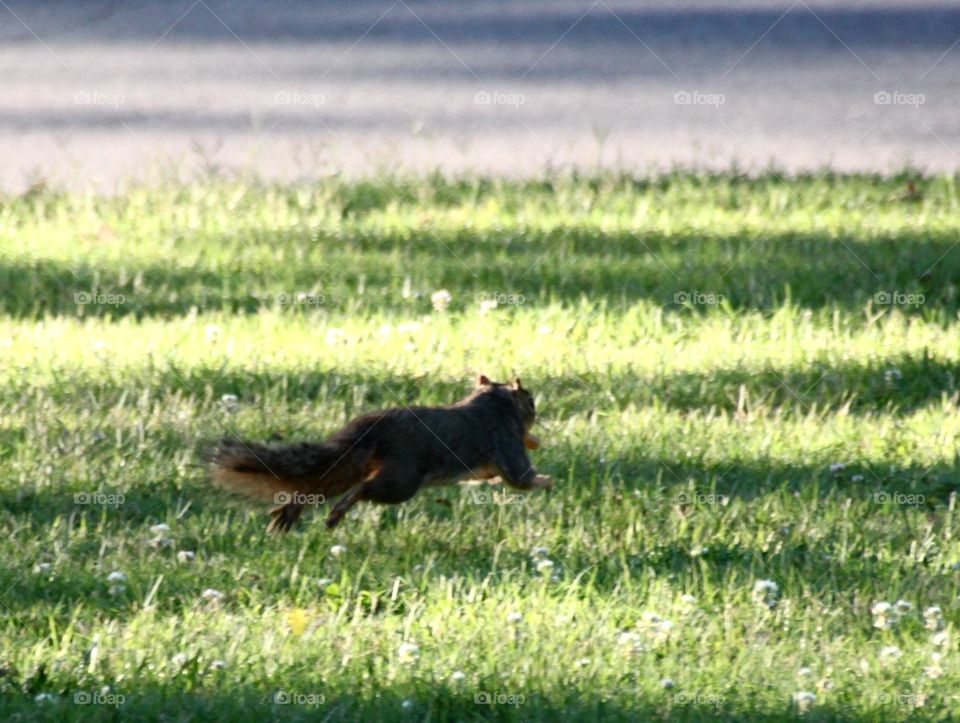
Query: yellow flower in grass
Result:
<box><xmin>287</xmin><ymin>608</ymin><xmax>310</xmax><ymax>636</ymax></box>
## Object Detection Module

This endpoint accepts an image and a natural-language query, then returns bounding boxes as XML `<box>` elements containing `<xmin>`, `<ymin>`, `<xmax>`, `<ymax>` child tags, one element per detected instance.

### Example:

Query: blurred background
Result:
<box><xmin>1</xmin><ymin>0</ymin><xmax>957</xmax><ymax>191</ymax></box>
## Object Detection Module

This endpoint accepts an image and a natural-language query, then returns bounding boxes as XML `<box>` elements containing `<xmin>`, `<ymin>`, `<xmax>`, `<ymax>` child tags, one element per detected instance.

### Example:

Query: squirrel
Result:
<box><xmin>209</xmin><ymin>376</ymin><xmax>553</xmax><ymax>532</ymax></box>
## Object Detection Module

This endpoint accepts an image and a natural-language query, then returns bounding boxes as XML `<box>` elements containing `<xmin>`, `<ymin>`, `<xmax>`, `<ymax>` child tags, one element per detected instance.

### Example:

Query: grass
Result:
<box><xmin>0</xmin><ymin>171</ymin><xmax>958</xmax><ymax>721</ymax></box>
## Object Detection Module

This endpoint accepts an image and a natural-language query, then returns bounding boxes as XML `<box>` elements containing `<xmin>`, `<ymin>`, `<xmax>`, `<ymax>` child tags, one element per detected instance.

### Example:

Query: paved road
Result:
<box><xmin>1</xmin><ymin>0</ymin><xmax>958</xmax><ymax>190</ymax></box>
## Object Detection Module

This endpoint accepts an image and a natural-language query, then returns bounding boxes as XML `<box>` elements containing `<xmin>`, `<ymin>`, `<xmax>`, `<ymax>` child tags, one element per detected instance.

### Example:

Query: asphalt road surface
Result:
<box><xmin>1</xmin><ymin>0</ymin><xmax>958</xmax><ymax>190</ymax></box>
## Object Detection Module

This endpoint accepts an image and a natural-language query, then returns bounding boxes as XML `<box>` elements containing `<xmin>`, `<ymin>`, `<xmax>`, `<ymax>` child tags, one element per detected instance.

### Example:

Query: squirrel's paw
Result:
<box><xmin>533</xmin><ymin>474</ymin><xmax>554</xmax><ymax>491</ymax></box>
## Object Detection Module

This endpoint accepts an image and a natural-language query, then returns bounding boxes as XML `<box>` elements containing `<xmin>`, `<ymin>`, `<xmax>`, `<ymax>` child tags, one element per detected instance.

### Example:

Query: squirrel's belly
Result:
<box><xmin>425</xmin><ymin>464</ymin><xmax>499</xmax><ymax>487</ymax></box>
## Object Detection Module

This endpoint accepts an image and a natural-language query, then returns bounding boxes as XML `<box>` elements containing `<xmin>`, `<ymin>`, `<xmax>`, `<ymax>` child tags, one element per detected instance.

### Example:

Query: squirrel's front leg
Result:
<box><xmin>494</xmin><ymin>436</ymin><xmax>553</xmax><ymax>491</ymax></box>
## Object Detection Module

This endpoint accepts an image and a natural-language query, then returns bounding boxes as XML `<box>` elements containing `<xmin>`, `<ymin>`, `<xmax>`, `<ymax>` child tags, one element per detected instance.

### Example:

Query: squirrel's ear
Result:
<box><xmin>513</xmin><ymin>377</ymin><xmax>523</xmax><ymax>390</ymax></box>
<box><xmin>478</xmin><ymin>374</ymin><xmax>491</xmax><ymax>386</ymax></box>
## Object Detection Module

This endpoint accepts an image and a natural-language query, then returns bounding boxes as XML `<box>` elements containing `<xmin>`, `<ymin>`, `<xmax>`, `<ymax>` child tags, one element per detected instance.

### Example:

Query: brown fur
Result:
<box><xmin>208</xmin><ymin>376</ymin><xmax>551</xmax><ymax>532</ymax></box>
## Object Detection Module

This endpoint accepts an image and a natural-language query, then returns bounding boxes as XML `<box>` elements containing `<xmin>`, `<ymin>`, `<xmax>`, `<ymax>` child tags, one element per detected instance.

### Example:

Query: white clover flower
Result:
<box><xmin>536</xmin><ymin>559</ymin><xmax>555</xmax><ymax>574</ymax></box>
<box><xmin>931</xmin><ymin>631</ymin><xmax>949</xmax><ymax>647</ymax></box>
<box><xmin>894</xmin><ymin>599</ymin><xmax>913</xmax><ymax>614</ymax></box>
<box><xmin>794</xmin><ymin>691</ymin><xmax>816</xmax><ymax>712</ymax></box>
<box><xmin>924</xmin><ymin>606</ymin><xmax>943</xmax><ymax>630</ymax></box>
<box><xmin>690</xmin><ymin>546</ymin><xmax>709</xmax><ymax>557</ymax></box>
<box><xmin>884</xmin><ymin>368</ymin><xmax>903</xmax><ymax>383</ymax></box>
<box><xmin>397</xmin><ymin>321</ymin><xmax>423</xmax><ymax>334</ymax></box>
<box><xmin>397</xmin><ymin>641</ymin><xmax>420</xmax><ymax>664</ymax></box>
<box><xmin>880</xmin><ymin>645</ymin><xmax>903</xmax><ymax>661</ymax></box>
<box><xmin>172</xmin><ymin>653</ymin><xmax>188</xmax><ymax>667</ymax></box>
<box><xmin>150</xmin><ymin>523</ymin><xmax>171</xmax><ymax>535</ymax></box>
<box><xmin>210</xmin><ymin>660</ymin><xmax>227</xmax><ymax>670</ymax></box>
<box><xmin>871</xmin><ymin>601</ymin><xmax>898</xmax><ymax>629</ymax></box>
<box><xmin>34</xmin><ymin>693</ymin><xmax>58</xmax><ymax>703</ymax></box>
<box><xmin>329</xmin><ymin>545</ymin><xmax>347</xmax><ymax>558</ymax></box>
<box><xmin>107</xmin><ymin>570</ymin><xmax>127</xmax><ymax>584</ymax></box>
<box><xmin>177</xmin><ymin>550</ymin><xmax>195</xmax><ymax>563</ymax></box>
<box><xmin>450</xmin><ymin>671</ymin><xmax>466</xmax><ymax>682</ymax></box>
<box><xmin>204</xmin><ymin>324</ymin><xmax>222</xmax><ymax>344</ymax></box>
<box><xmin>829</xmin><ymin>463</ymin><xmax>845</xmax><ymax>473</ymax></box>
<box><xmin>401</xmin><ymin>699</ymin><xmax>414</xmax><ymax>710</ymax></box>
<box><xmin>661</xmin><ymin>678</ymin><xmax>675</xmax><ymax>689</ymax></box>
<box><xmin>33</xmin><ymin>562</ymin><xmax>52</xmax><ymax>574</ymax></box>
<box><xmin>851</xmin><ymin>474</ymin><xmax>865</xmax><ymax>482</ymax></box>
<box><xmin>531</xmin><ymin>546</ymin><xmax>549</xmax><ymax>559</ymax></box>
<box><xmin>753</xmin><ymin>580</ymin><xmax>779</xmax><ymax>608</ymax></box>
<box><xmin>797</xmin><ymin>667</ymin><xmax>812</xmax><ymax>677</ymax></box>
<box><xmin>680</xmin><ymin>594</ymin><xmax>697</xmax><ymax>605</ymax></box>
<box><xmin>617</xmin><ymin>631</ymin><xmax>648</xmax><ymax>656</ymax></box>
<box><xmin>220</xmin><ymin>394</ymin><xmax>238</xmax><ymax>405</ymax></box>
<box><xmin>430</xmin><ymin>289</ymin><xmax>452</xmax><ymax>312</ymax></box>
<box><xmin>325</xmin><ymin>328</ymin><xmax>346</xmax><ymax>346</ymax></box>
<box><xmin>506</xmin><ymin>611</ymin><xmax>523</xmax><ymax>624</ymax></box>
<box><xmin>201</xmin><ymin>588</ymin><xmax>223</xmax><ymax>602</ymax></box>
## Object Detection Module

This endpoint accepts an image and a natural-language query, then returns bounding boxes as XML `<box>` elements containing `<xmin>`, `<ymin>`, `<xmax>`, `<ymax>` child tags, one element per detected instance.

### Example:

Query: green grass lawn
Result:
<box><xmin>1</xmin><ymin>172</ymin><xmax>959</xmax><ymax>721</ymax></box>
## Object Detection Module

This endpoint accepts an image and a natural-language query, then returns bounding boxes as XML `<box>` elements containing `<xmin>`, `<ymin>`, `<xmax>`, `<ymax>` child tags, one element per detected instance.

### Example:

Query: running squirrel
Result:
<box><xmin>210</xmin><ymin>376</ymin><xmax>552</xmax><ymax>532</ymax></box>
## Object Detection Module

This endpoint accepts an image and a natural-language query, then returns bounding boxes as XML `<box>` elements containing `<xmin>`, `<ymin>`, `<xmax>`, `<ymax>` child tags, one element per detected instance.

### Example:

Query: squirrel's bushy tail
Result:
<box><xmin>210</xmin><ymin>438</ymin><xmax>369</xmax><ymax>502</ymax></box>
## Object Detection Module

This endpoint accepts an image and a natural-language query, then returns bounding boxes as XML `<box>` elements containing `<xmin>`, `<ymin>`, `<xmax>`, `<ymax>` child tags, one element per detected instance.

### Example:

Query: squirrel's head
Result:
<box><xmin>477</xmin><ymin>375</ymin><xmax>536</xmax><ymax>430</ymax></box>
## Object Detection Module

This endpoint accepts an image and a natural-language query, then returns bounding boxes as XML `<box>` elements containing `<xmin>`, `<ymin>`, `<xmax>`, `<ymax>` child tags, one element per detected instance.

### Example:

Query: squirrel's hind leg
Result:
<box><xmin>267</xmin><ymin>502</ymin><xmax>304</xmax><ymax>533</ymax></box>
<box><xmin>325</xmin><ymin>461</ymin><xmax>422</xmax><ymax>529</ymax></box>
